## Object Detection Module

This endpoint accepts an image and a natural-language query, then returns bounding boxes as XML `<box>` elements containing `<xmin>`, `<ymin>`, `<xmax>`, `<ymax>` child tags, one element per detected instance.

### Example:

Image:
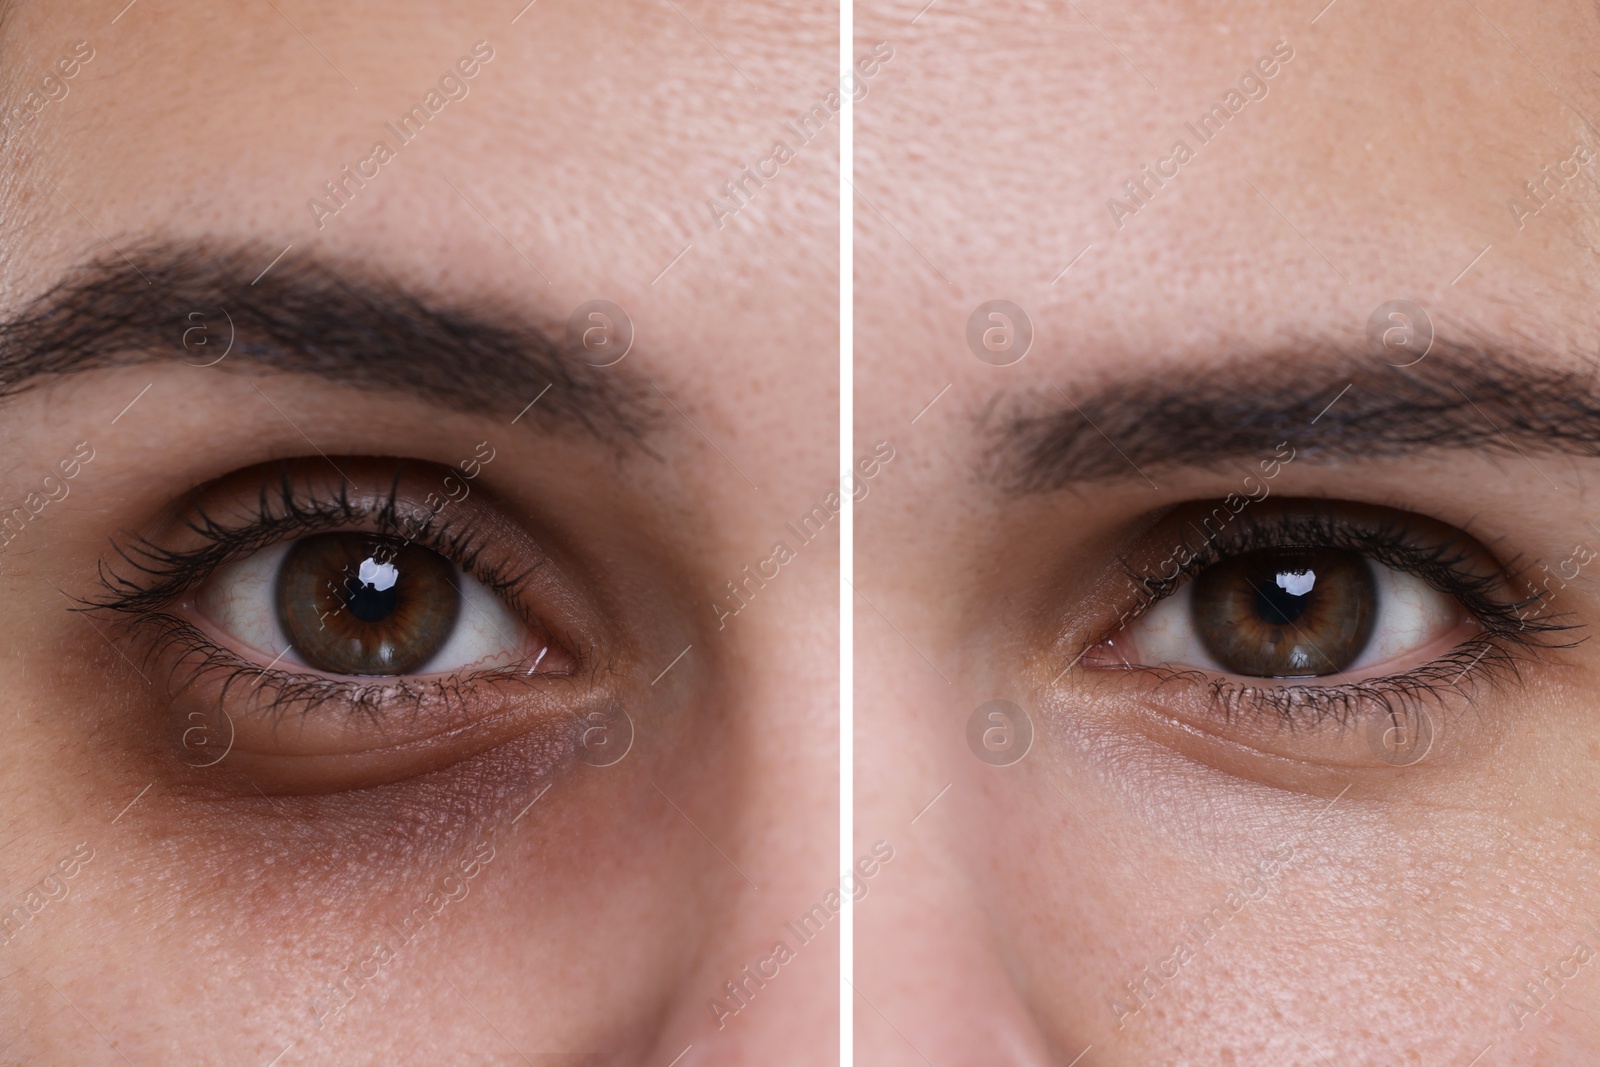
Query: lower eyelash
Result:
<box><xmin>122</xmin><ymin>609</ymin><xmax>554</xmax><ymax>728</ymax></box>
<box><xmin>1132</xmin><ymin>633</ymin><xmax>1529</xmax><ymax>730</ymax></box>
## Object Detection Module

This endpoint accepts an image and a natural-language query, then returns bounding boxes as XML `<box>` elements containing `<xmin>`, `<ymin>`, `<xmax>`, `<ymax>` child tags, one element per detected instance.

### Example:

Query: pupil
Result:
<box><xmin>1256</xmin><ymin>569</ymin><xmax>1314</xmax><ymax>625</ymax></box>
<box><xmin>343</xmin><ymin>563</ymin><xmax>399</xmax><ymax>622</ymax></box>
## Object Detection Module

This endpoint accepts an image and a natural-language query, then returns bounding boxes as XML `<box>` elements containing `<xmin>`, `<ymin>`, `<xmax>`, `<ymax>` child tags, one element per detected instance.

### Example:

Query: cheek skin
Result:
<box><xmin>9</xmin><ymin>712</ymin><xmax>711</xmax><ymax>1059</ymax></box>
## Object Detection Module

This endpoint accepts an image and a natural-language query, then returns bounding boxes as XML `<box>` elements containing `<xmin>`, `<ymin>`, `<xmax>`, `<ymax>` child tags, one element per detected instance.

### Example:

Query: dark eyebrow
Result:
<box><xmin>995</xmin><ymin>340</ymin><xmax>1600</xmax><ymax>492</ymax></box>
<box><xmin>0</xmin><ymin>240</ymin><xmax>653</xmax><ymax>441</ymax></box>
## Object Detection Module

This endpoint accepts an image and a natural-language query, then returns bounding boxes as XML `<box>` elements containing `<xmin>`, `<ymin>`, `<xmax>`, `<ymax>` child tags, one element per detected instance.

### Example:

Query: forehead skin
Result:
<box><xmin>858</xmin><ymin>0</ymin><xmax>1600</xmax><ymax>385</ymax></box>
<box><xmin>856</xmin><ymin>1</ymin><xmax>1600</xmax><ymax>1065</ymax></box>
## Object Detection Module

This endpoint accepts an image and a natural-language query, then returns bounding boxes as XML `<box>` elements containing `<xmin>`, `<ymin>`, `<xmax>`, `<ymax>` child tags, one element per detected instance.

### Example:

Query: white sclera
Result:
<box><xmin>195</xmin><ymin>540</ymin><xmax>530</xmax><ymax>677</ymax></box>
<box><xmin>1126</xmin><ymin>559</ymin><xmax>1459</xmax><ymax>678</ymax></box>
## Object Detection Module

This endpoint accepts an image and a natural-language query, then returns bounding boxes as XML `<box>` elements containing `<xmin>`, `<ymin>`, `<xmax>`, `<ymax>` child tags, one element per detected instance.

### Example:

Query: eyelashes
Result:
<box><xmin>89</xmin><ymin>461</ymin><xmax>536</xmax><ymax>615</ymax></box>
<box><xmin>1083</xmin><ymin>499</ymin><xmax>1583</xmax><ymax>729</ymax></box>
<box><xmin>78</xmin><ymin>458</ymin><xmax>565</xmax><ymax>725</ymax></box>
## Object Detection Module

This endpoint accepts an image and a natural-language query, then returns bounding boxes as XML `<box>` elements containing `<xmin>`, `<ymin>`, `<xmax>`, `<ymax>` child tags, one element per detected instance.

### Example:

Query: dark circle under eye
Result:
<box><xmin>1190</xmin><ymin>546</ymin><xmax>1376</xmax><ymax>678</ymax></box>
<box><xmin>275</xmin><ymin>533</ymin><xmax>461</xmax><ymax>676</ymax></box>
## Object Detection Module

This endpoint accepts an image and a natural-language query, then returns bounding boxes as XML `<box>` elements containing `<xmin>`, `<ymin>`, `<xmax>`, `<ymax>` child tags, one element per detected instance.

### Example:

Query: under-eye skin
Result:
<box><xmin>79</xmin><ymin>457</ymin><xmax>605</xmax><ymax>793</ymax></box>
<box><xmin>1078</xmin><ymin>498</ymin><xmax>1580</xmax><ymax>730</ymax></box>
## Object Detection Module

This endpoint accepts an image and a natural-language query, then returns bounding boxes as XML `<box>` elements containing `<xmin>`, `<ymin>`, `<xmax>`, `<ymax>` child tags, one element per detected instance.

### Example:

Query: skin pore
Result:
<box><xmin>857</xmin><ymin>1</ymin><xmax>1600</xmax><ymax>1064</ymax></box>
<box><xmin>0</xmin><ymin>1</ymin><xmax>836</xmax><ymax>1064</ymax></box>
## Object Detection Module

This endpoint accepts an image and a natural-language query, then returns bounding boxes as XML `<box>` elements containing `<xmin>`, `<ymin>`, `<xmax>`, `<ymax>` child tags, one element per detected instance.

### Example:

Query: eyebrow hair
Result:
<box><xmin>995</xmin><ymin>340</ymin><xmax>1600</xmax><ymax>492</ymax></box>
<box><xmin>0</xmin><ymin>240</ymin><xmax>653</xmax><ymax>441</ymax></box>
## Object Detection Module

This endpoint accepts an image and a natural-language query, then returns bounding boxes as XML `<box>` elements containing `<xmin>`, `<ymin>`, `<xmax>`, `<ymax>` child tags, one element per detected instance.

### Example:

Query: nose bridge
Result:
<box><xmin>852</xmin><ymin>816</ymin><xmax>1060</xmax><ymax>1067</ymax></box>
<box><xmin>854</xmin><ymin>669</ymin><xmax>1060</xmax><ymax>1066</ymax></box>
<box><xmin>638</xmin><ymin>565</ymin><xmax>840</xmax><ymax>1066</ymax></box>
<box><xmin>655</xmin><ymin>892</ymin><xmax>842</xmax><ymax>1066</ymax></box>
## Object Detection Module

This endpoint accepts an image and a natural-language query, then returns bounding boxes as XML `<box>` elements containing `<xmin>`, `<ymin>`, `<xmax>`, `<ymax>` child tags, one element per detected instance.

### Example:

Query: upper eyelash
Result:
<box><xmin>1113</xmin><ymin>503</ymin><xmax>1576</xmax><ymax>643</ymax></box>
<box><xmin>1093</xmin><ymin>502</ymin><xmax>1584</xmax><ymax>725</ymax></box>
<box><xmin>84</xmin><ymin>461</ymin><xmax>539</xmax><ymax>619</ymax></box>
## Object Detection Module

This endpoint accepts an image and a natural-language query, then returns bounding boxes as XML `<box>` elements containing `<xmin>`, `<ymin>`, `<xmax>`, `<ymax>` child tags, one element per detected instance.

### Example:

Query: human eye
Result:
<box><xmin>83</xmin><ymin>455</ymin><xmax>601</xmax><ymax>793</ymax></box>
<box><xmin>1076</xmin><ymin>498</ymin><xmax>1578</xmax><ymax>764</ymax></box>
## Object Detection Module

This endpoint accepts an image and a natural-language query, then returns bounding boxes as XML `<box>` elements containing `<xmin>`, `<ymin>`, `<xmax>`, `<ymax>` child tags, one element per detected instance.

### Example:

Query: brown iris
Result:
<box><xmin>1190</xmin><ymin>546</ymin><xmax>1376</xmax><ymax>677</ymax></box>
<box><xmin>275</xmin><ymin>533</ymin><xmax>461</xmax><ymax>675</ymax></box>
